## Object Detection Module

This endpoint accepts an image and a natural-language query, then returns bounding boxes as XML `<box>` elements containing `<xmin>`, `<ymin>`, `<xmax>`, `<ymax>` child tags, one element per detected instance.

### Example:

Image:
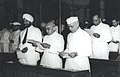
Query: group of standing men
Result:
<box><xmin>85</xmin><ymin>15</ymin><xmax>120</xmax><ymax>60</ymax></box>
<box><xmin>0</xmin><ymin>22</ymin><xmax>21</xmax><ymax>53</ymax></box>
<box><xmin>1</xmin><ymin>13</ymin><xmax>119</xmax><ymax>72</ymax></box>
<box><xmin>16</xmin><ymin>13</ymin><xmax>92</xmax><ymax>71</ymax></box>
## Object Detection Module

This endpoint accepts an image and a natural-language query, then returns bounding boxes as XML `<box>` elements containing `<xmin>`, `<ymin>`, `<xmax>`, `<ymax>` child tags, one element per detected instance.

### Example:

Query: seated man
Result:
<box><xmin>60</xmin><ymin>17</ymin><xmax>92</xmax><ymax>71</ymax></box>
<box><xmin>36</xmin><ymin>21</ymin><xmax>64</xmax><ymax>69</ymax></box>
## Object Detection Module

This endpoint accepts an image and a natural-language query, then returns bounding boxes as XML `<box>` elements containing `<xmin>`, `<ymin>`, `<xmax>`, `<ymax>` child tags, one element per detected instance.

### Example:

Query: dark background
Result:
<box><xmin>0</xmin><ymin>0</ymin><xmax>119</xmax><ymax>31</ymax></box>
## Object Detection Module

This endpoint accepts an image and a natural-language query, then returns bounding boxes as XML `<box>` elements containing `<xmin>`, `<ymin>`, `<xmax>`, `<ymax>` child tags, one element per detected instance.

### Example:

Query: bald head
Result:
<box><xmin>45</xmin><ymin>21</ymin><xmax>56</xmax><ymax>35</ymax></box>
<box><xmin>93</xmin><ymin>15</ymin><xmax>101</xmax><ymax>26</ymax></box>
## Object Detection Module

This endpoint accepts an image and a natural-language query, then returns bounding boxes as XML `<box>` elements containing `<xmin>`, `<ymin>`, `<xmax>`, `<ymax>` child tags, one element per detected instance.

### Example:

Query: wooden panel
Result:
<box><xmin>1</xmin><ymin>63</ymin><xmax>90</xmax><ymax>77</ymax></box>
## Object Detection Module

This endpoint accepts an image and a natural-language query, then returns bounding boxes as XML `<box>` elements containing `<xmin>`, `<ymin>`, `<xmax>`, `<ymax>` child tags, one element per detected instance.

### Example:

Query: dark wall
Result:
<box><xmin>17</xmin><ymin>0</ymin><xmax>71</xmax><ymax>28</ymax></box>
<box><xmin>89</xmin><ymin>0</ymin><xmax>100</xmax><ymax>26</ymax></box>
<box><xmin>105</xmin><ymin>0</ymin><xmax>120</xmax><ymax>26</ymax></box>
<box><xmin>0</xmin><ymin>0</ymin><xmax>17</xmax><ymax>29</ymax></box>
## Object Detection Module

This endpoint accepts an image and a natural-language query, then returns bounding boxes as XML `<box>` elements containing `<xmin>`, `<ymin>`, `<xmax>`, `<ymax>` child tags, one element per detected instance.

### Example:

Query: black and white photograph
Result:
<box><xmin>0</xmin><ymin>0</ymin><xmax>120</xmax><ymax>77</ymax></box>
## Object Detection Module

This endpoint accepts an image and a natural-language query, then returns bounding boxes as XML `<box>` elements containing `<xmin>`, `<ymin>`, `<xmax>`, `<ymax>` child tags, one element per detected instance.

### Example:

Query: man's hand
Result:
<box><xmin>10</xmin><ymin>40</ymin><xmax>14</xmax><ymax>43</ymax></box>
<box><xmin>16</xmin><ymin>48</ymin><xmax>20</xmax><ymax>51</ymax></box>
<box><xmin>59</xmin><ymin>52</ymin><xmax>68</xmax><ymax>57</ymax></box>
<box><xmin>68</xmin><ymin>52</ymin><xmax>78</xmax><ymax>58</ymax></box>
<box><xmin>21</xmin><ymin>47</ymin><xmax>28</xmax><ymax>53</ymax></box>
<box><xmin>112</xmin><ymin>41</ymin><xmax>119</xmax><ymax>44</ymax></box>
<box><xmin>59</xmin><ymin>52</ymin><xmax>69</xmax><ymax>58</ymax></box>
<box><xmin>28</xmin><ymin>42</ymin><xmax>37</xmax><ymax>47</ymax></box>
<box><xmin>93</xmin><ymin>33</ymin><xmax>100</xmax><ymax>38</ymax></box>
<box><xmin>41</xmin><ymin>43</ymin><xmax>51</xmax><ymax>49</ymax></box>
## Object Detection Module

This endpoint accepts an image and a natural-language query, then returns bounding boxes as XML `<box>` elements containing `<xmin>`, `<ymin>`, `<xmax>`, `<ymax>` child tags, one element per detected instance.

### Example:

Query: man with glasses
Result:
<box><xmin>90</xmin><ymin>14</ymin><xmax>112</xmax><ymax>60</ymax></box>
<box><xmin>35</xmin><ymin>21</ymin><xmax>64</xmax><ymax>69</ymax></box>
<box><xmin>60</xmin><ymin>16</ymin><xmax>92</xmax><ymax>71</ymax></box>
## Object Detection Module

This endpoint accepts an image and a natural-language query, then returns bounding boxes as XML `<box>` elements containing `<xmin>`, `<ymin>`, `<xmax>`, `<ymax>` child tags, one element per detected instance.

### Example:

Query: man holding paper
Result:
<box><xmin>60</xmin><ymin>17</ymin><xmax>92</xmax><ymax>71</ymax></box>
<box><xmin>90</xmin><ymin>14</ymin><xmax>112</xmax><ymax>60</ymax></box>
<box><xmin>35</xmin><ymin>21</ymin><xmax>64</xmax><ymax>69</ymax></box>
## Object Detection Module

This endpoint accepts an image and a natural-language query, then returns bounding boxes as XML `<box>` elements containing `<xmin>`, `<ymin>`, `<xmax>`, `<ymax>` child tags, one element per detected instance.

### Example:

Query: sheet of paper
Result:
<box><xmin>27</xmin><ymin>39</ymin><xmax>41</xmax><ymax>44</ymax></box>
<box><xmin>27</xmin><ymin>39</ymin><xmax>48</xmax><ymax>50</ymax></box>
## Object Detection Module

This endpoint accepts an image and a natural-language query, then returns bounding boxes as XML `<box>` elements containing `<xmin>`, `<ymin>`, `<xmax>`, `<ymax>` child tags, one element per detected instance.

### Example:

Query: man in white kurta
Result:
<box><xmin>9</xmin><ymin>22</ymin><xmax>21</xmax><ymax>53</ymax></box>
<box><xmin>37</xmin><ymin>21</ymin><xmax>64</xmax><ymax>69</ymax></box>
<box><xmin>60</xmin><ymin>17</ymin><xmax>92</xmax><ymax>71</ymax></box>
<box><xmin>109</xmin><ymin>19</ymin><xmax>120</xmax><ymax>52</ymax></box>
<box><xmin>17</xmin><ymin>14</ymin><xmax>42</xmax><ymax>65</ymax></box>
<box><xmin>0</xmin><ymin>28</ymin><xmax>11</xmax><ymax>53</ymax></box>
<box><xmin>90</xmin><ymin>15</ymin><xmax>112</xmax><ymax>60</ymax></box>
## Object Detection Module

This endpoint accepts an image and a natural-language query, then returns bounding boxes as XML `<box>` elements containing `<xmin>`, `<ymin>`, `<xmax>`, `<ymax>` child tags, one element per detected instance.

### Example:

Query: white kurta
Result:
<box><xmin>0</xmin><ymin>29</ymin><xmax>11</xmax><ymax>53</ymax></box>
<box><xmin>10</xmin><ymin>30</ymin><xmax>21</xmax><ymax>52</ymax></box>
<box><xmin>40</xmin><ymin>31</ymin><xmax>64</xmax><ymax>69</ymax></box>
<box><xmin>109</xmin><ymin>25</ymin><xmax>120</xmax><ymax>52</ymax></box>
<box><xmin>64</xmin><ymin>27</ymin><xmax>92</xmax><ymax>71</ymax></box>
<box><xmin>90</xmin><ymin>22</ymin><xmax>112</xmax><ymax>60</ymax></box>
<box><xmin>84</xmin><ymin>28</ymin><xmax>93</xmax><ymax>35</ymax></box>
<box><xmin>18</xmin><ymin>25</ymin><xmax>42</xmax><ymax>65</ymax></box>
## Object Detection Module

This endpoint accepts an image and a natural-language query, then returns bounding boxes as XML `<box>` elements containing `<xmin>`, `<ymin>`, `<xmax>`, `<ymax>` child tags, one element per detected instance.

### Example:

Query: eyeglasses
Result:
<box><xmin>68</xmin><ymin>22</ymin><xmax>78</xmax><ymax>28</ymax></box>
<box><xmin>93</xmin><ymin>20</ymin><xmax>98</xmax><ymax>22</ymax></box>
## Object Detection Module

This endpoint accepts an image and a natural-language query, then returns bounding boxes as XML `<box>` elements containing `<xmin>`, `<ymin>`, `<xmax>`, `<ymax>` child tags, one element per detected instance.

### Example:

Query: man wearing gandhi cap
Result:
<box><xmin>9</xmin><ymin>22</ymin><xmax>21</xmax><ymax>53</ymax></box>
<box><xmin>17</xmin><ymin>13</ymin><xmax>42</xmax><ymax>65</ymax></box>
<box><xmin>60</xmin><ymin>16</ymin><xmax>92</xmax><ymax>71</ymax></box>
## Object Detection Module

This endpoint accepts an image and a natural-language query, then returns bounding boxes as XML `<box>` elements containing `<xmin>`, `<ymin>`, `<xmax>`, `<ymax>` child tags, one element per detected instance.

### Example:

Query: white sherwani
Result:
<box><xmin>10</xmin><ymin>29</ymin><xmax>21</xmax><ymax>52</ymax></box>
<box><xmin>64</xmin><ymin>27</ymin><xmax>92</xmax><ymax>71</ymax></box>
<box><xmin>90</xmin><ymin>22</ymin><xmax>112</xmax><ymax>60</ymax></box>
<box><xmin>18</xmin><ymin>25</ymin><xmax>42</xmax><ymax>65</ymax></box>
<box><xmin>109</xmin><ymin>25</ymin><xmax>120</xmax><ymax>52</ymax></box>
<box><xmin>40</xmin><ymin>31</ymin><xmax>64</xmax><ymax>69</ymax></box>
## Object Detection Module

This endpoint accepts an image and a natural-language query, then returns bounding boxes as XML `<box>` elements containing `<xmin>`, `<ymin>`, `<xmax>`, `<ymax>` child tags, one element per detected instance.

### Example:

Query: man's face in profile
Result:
<box><xmin>93</xmin><ymin>15</ymin><xmax>101</xmax><ymax>26</ymax></box>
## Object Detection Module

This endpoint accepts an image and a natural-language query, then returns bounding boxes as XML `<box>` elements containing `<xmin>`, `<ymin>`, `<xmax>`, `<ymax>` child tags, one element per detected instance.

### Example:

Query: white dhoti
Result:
<box><xmin>109</xmin><ymin>42</ymin><xmax>119</xmax><ymax>52</ymax></box>
<box><xmin>65</xmin><ymin>57</ymin><xmax>90</xmax><ymax>71</ymax></box>
<box><xmin>18</xmin><ymin>43</ymin><xmax>40</xmax><ymax>66</ymax></box>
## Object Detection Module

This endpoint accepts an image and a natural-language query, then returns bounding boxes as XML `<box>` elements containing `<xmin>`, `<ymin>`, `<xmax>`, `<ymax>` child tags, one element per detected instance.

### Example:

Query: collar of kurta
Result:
<box><xmin>48</xmin><ymin>31</ymin><xmax>58</xmax><ymax>37</ymax></box>
<box><xmin>97</xmin><ymin>22</ymin><xmax>103</xmax><ymax>26</ymax></box>
<box><xmin>13</xmin><ymin>29</ymin><xmax>20</xmax><ymax>33</ymax></box>
<box><xmin>112</xmin><ymin>25</ymin><xmax>120</xmax><ymax>28</ymax></box>
<box><xmin>71</xmin><ymin>27</ymin><xmax>81</xmax><ymax>34</ymax></box>
<box><xmin>28</xmin><ymin>25</ymin><xmax>34</xmax><ymax>29</ymax></box>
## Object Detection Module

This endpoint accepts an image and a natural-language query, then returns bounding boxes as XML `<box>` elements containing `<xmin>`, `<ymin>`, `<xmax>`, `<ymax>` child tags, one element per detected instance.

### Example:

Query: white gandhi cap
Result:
<box><xmin>22</xmin><ymin>14</ymin><xmax>34</xmax><ymax>23</ymax></box>
<box><xmin>66</xmin><ymin>16</ymin><xmax>78</xmax><ymax>24</ymax></box>
<box><xmin>9</xmin><ymin>22</ymin><xmax>21</xmax><ymax>26</ymax></box>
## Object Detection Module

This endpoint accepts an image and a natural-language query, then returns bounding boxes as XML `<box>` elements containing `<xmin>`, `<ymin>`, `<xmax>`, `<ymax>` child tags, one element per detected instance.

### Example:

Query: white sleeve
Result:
<box><xmin>76</xmin><ymin>35</ymin><xmax>92</xmax><ymax>58</ymax></box>
<box><xmin>34</xmin><ymin>29</ymin><xmax>43</xmax><ymax>52</ymax></box>
<box><xmin>35</xmin><ymin>29</ymin><xmax>42</xmax><ymax>43</ymax></box>
<box><xmin>64</xmin><ymin>33</ymin><xmax>92</xmax><ymax>58</ymax></box>
<box><xmin>95</xmin><ymin>25</ymin><xmax>112</xmax><ymax>42</ymax></box>
<box><xmin>47</xmin><ymin>35</ymin><xmax>64</xmax><ymax>55</ymax></box>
